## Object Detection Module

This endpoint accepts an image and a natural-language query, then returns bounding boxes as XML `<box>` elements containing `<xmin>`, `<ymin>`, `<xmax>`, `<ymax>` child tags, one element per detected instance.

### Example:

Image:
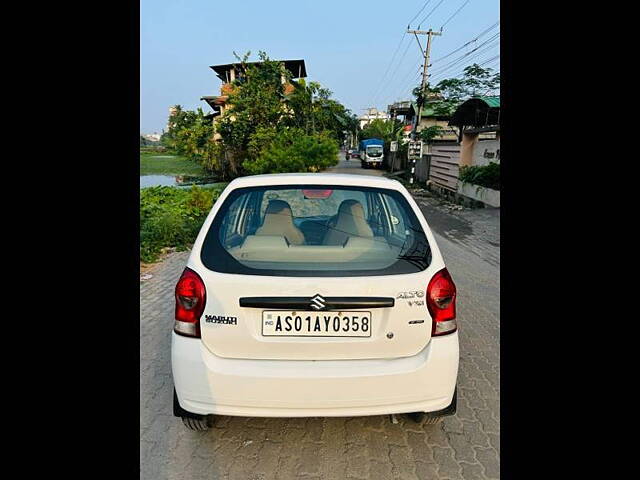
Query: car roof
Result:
<box><xmin>225</xmin><ymin>173</ymin><xmax>402</xmax><ymax>190</ymax></box>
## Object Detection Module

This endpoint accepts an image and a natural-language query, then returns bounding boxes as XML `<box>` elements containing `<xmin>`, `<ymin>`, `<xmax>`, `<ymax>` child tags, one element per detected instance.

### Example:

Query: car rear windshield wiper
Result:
<box><xmin>396</xmin><ymin>254</ymin><xmax>430</xmax><ymax>269</ymax></box>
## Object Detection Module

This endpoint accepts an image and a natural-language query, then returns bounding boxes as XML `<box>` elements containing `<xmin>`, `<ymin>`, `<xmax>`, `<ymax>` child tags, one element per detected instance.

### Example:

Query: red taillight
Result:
<box><xmin>427</xmin><ymin>268</ymin><xmax>457</xmax><ymax>336</ymax></box>
<box><xmin>174</xmin><ymin>267</ymin><xmax>206</xmax><ymax>338</ymax></box>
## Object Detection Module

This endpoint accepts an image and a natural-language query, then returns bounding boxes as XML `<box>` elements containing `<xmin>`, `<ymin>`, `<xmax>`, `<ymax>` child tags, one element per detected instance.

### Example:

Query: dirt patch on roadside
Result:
<box><xmin>140</xmin><ymin>261</ymin><xmax>161</xmax><ymax>275</ymax></box>
<box><xmin>140</xmin><ymin>247</ymin><xmax>181</xmax><ymax>279</ymax></box>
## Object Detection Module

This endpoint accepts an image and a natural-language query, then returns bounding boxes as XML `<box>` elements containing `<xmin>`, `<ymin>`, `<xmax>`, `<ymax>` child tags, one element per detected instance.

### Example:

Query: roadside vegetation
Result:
<box><xmin>140</xmin><ymin>151</ymin><xmax>208</xmax><ymax>176</ymax></box>
<box><xmin>140</xmin><ymin>184</ymin><xmax>227</xmax><ymax>262</ymax></box>
<box><xmin>458</xmin><ymin>162</ymin><xmax>500</xmax><ymax>190</ymax></box>
<box><xmin>140</xmin><ymin>145</ymin><xmax>166</xmax><ymax>153</ymax></box>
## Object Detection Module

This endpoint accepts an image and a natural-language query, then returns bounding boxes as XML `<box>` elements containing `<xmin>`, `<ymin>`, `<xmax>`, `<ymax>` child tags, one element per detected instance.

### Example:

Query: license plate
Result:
<box><xmin>262</xmin><ymin>311</ymin><xmax>372</xmax><ymax>337</ymax></box>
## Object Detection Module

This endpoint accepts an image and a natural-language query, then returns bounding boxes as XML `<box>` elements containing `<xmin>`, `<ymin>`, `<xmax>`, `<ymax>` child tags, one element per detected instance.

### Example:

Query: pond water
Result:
<box><xmin>140</xmin><ymin>175</ymin><xmax>176</xmax><ymax>188</ymax></box>
<box><xmin>140</xmin><ymin>174</ymin><xmax>218</xmax><ymax>189</ymax></box>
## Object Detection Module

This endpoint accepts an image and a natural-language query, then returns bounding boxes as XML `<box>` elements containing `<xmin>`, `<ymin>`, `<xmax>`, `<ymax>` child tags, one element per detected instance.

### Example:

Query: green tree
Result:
<box><xmin>412</xmin><ymin>63</ymin><xmax>500</xmax><ymax>116</ymax></box>
<box><xmin>163</xmin><ymin>105</ymin><xmax>209</xmax><ymax>154</ymax></box>
<box><xmin>419</xmin><ymin>125</ymin><xmax>444</xmax><ymax>143</ymax></box>
<box><xmin>285</xmin><ymin>79</ymin><xmax>327</xmax><ymax>133</ymax></box>
<box><xmin>243</xmin><ymin>128</ymin><xmax>339</xmax><ymax>175</ymax></box>
<box><xmin>360</xmin><ymin>118</ymin><xmax>405</xmax><ymax>145</ymax></box>
<box><xmin>166</xmin><ymin>107</ymin><xmax>214</xmax><ymax>161</ymax></box>
<box><xmin>215</xmin><ymin>51</ymin><xmax>289</xmax><ymax>176</ymax></box>
<box><xmin>284</xmin><ymin>79</ymin><xmax>353</xmax><ymax>144</ymax></box>
<box><xmin>458</xmin><ymin>63</ymin><xmax>499</xmax><ymax>97</ymax></box>
<box><xmin>162</xmin><ymin>51</ymin><xmax>352</xmax><ymax>179</ymax></box>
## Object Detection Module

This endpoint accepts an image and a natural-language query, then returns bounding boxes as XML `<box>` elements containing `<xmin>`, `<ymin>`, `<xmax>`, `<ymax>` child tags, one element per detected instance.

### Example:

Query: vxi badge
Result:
<box><xmin>205</xmin><ymin>315</ymin><xmax>237</xmax><ymax>325</ymax></box>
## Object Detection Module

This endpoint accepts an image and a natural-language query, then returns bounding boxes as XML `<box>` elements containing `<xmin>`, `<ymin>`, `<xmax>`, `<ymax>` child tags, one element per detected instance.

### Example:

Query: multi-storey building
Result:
<box><xmin>200</xmin><ymin>59</ymin><xmax>307</xmax><ymax>138</ymax></box>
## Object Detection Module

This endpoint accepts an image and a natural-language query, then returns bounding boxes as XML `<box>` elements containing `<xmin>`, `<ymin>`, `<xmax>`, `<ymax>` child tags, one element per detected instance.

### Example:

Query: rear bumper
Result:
<box><xmin>171</xmin><ymin>332</ymin><xmax>458</xmax><ymax>417</ymax></box>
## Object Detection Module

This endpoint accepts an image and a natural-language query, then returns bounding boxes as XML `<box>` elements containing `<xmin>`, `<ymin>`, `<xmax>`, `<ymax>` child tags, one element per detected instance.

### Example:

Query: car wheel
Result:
<box><xmin>174</xmin><ymin>387</ymin><xmax>212</xmax><ymax>431</ymax></box>
<box><xmin>181</xmin><ymin>416</ymin><xmax>212</xmax><ymax>431</ymax></box>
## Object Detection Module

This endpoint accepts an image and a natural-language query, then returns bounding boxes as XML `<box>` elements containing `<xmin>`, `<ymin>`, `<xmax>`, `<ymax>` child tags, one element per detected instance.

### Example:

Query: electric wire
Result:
<box><xmin>368</xmin><ymin>33</ymin><xmax>409</xmax><ymax>108</ymax></box>
<box><xmin>430</xmin><ymin>55</ymin><xmax>500</xmax><ymax>86</ymax></box>
<box><xmin>408</xmin><ymin>0</ymin><xmax>434</xmax><ymax>27</ymax></box>
<box><xmin>431</xmin><ymin>21</ymin><xmax>499</xmax><ymax>64</ymax></box>
<box><xmin>372</xmin><ymin>37</ymin><xmax>415</xmax><ymax>107</ymax></box>
<box><xmin>429</xmin><ymin>33</ymin><xmax>499</xmax><ymax>78</ymax></box>
<box><xmin>382</xmin><ymin>67</ymin><xmax>423</xmax><ymax>108</ymax></box>
<box><xmin>417</xmin><ymin>0</ymin><xmax>447</xmax><ymax>28</ymax></box>
<box><xmin>440</xmin><ymin>0</ymin><xmax>471</xmax><ymax>30</ymax></box>
<box><xmin>431</xmin><ymin>31</ymin><xmax>499</xmax><ymax>72</ymax></box>
<box><xmin>429</xmin><ymin>45</ymin><xmax>500</xmax><ymax>84</ymax></box>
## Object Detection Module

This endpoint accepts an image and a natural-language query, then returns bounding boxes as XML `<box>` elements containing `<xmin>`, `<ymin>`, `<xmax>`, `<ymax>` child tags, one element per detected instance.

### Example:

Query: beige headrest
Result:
<box><xmin>255</xmin><ymin>199</ymin><xmax>305</xmax><ymax>245</ymax></box>
<box><xmin>323</xmin><ymin>199</ymin><xmax>374</xmax><ymax>245</ymax></box>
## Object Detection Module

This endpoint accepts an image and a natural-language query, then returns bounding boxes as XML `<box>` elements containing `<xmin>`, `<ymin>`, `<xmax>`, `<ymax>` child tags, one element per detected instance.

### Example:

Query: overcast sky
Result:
<box><xmin>141</xmin><ymin>0</ymin><xmax>500</xmax><ymax>133</ymax></box>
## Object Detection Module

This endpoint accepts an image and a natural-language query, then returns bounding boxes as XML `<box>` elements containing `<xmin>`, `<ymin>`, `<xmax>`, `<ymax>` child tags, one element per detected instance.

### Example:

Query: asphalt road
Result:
<box><xmin>327</xmin><ymin>154</ymin><xmax>387</xmax><ymax>176</ymax></box>
<box><xmin>140</xmin><ymin>154</ymin><xmax>500</xmax><ymax>479</ymax></box>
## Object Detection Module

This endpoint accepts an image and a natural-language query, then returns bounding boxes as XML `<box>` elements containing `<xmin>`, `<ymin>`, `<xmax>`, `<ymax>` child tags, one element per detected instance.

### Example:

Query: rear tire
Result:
<box><xmin>181</xmin><ymin>416</ymin><xmax>212</xmax><ymax>431</ymax></box>
<box><xmin>174</xmin><ymin>387</ymin><xmax>213</xmax><ymax>431</ymax></box>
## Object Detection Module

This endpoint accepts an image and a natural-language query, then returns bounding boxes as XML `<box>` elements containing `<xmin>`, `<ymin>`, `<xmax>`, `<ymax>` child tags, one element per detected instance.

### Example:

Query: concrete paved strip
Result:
<box><xmin>140</xmin><ymin>155</ymin><xmax>499</xmax><ymax>479</ymax></box>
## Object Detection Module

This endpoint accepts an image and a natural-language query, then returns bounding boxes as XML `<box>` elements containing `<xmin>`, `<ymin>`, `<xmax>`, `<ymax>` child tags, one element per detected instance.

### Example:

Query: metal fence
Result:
<box><xmin>413</xmin><ymin>143</ymin><xmax>461</xmax><ymax>191</ymax></box>
<box><xmin>429</xmin><ymin>143</ymin><xmax>460</xmax><ymax>191</ymax></box>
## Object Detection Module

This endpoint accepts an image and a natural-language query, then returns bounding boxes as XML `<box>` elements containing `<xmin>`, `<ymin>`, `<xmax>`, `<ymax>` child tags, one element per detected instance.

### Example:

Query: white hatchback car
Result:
<box><xmin>171</xmin><ymin>173</ymin><xmax>459</xmax><ymax>430</ymax></box>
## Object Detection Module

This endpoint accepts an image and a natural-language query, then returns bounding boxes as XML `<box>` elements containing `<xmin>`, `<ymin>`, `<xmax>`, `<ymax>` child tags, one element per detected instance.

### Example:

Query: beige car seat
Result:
<box><xmin>323</xmin><ymin>199</ymin><xmax>374</xmax><ymax>246</ymax></box>
<box><xmin>255</xmin><ymin>199</ymin><xmax>305</xmax><ymax>245</ymax></box>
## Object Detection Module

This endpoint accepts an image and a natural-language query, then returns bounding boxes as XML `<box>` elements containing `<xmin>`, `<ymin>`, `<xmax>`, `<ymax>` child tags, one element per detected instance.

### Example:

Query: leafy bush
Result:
<box><xmin>243</xmin><ymin>129</ymin><xmax>339</xmax><ymax>175</ymax></box>
<box><xmin>140</xmin><ymin>146</ymin><xmax>168</xmax><ymax>154</ymax></box>
<box><xmin>140</xmin><ymin>185</ymin><xmax>223</xmax><ymax>262</ymax></box>
<box><xmin>419</xmin><ymin>125</ymin><xmax>444</xmax><ymax>143</ymax></box>
<box><xmin>458</xmin><ymin>162</ymin><xmax>500</xmax><ymax>191</ymax></box>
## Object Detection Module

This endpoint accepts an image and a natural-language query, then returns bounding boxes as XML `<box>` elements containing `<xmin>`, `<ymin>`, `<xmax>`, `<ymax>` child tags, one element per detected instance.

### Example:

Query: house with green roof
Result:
<box><xmin>448</xmin><ymin>96</ymin><xmax>500</xmax><ymax>168</ymax></box>
<box><xmin>449</xmin><ymin>96</ymin><xmax>500</xmax><ymax>137</ymax></box>
<box><xmin>387</xmin><ymin>100</ymin><xmax>458</xmax><ymax>142</ymax></box>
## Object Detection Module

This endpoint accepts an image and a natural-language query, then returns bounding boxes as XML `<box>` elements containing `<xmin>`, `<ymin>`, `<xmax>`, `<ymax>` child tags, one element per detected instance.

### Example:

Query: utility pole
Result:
<box><xmin>406</xmin><ymin>27</ymin><xmax>441</xmax><ymax>185</ymax></box>
<box><xmin>406</xmin><ymin>28</ymin><xmax>441</xmax><ymax>139</ymax></box>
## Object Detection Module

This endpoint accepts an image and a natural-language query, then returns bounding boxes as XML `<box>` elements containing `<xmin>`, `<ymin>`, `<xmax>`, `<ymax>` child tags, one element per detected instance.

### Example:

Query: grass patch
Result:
<box><xmin>140</xmin><ymin>184</ymin><xmax>227</xmax><ymax>263</ymax></box>
<box><xmin>140</xmin><ymin>152</ymin><xmax>208</xmax><ymax>176</ymax></box>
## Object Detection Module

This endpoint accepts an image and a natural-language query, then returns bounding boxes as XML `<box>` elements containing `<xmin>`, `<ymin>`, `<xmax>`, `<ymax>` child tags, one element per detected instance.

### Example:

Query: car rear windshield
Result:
<box><xmin>200</xmin><ymin>185</ymin><xmax>431</xmax><ymax>277</ymax></box>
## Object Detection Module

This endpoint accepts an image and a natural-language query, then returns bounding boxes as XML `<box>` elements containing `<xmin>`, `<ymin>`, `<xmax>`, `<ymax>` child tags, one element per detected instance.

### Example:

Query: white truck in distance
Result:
<box><xmin>359</xmin><ymin>138</ymin><xmax>384</xmax><ymax>169</ymax></box>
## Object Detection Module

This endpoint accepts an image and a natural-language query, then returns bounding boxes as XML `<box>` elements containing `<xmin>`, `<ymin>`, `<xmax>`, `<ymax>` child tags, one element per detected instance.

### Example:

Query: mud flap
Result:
<box><xmin>173</xmin><ymin>388</ymin><xmax>208</xmax><ymax>420</ymax></box>
<box><xmin>407</xmin><ymin>386</ymin><xmax>457</xmax><ymax>422</ymax></box>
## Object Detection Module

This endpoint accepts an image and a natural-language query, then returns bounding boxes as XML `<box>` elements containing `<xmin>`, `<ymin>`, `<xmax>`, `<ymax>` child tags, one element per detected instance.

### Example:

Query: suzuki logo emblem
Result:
<box><xmin>310</xmin><ymin>294</ymin><xmax>326</xmax><ymax>311</ymax></box>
